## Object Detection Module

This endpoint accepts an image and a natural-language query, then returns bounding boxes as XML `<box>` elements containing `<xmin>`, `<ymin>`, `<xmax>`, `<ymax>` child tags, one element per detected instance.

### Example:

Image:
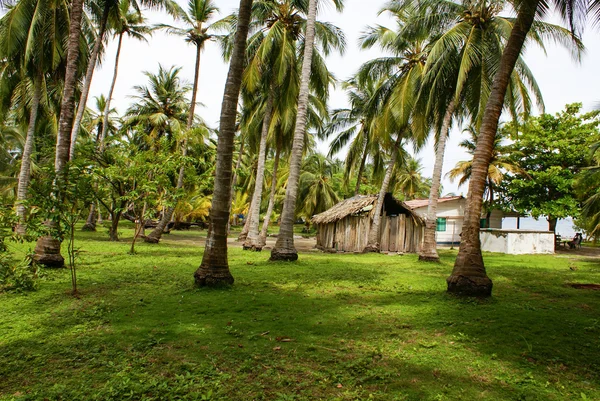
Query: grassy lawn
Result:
<box><xmin>1</xmin><ymin>227</ymin><xmax>599</xmax><ymax>400</ymax></box>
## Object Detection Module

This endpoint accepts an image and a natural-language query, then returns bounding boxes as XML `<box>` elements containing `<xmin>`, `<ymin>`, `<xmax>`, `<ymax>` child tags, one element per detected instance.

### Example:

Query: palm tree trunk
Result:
<box><xmin>354</xmin><ymin>142</ymin><xmax>368</xmax><ymax>196</ymax></box>
<box><xmin>69</xmin><ymin>4</ymin><xmax>110</xmax><ymax>160</ymax></box>
<box><xmin>448</xmin><ymin>0</ymin><xmax>540</xmax><ymax>297</ymax></box>
<box><xmin>194</xmin><ymin>0</ymin><xmax>253</xmax><ymax>287</ymax></box>
<box><xmin>259</xmin><ymin>145</ymin><xmax>281</xmax><ymax>247</ymax></box>
<box><xmin>237</xmin><ymin>187</ymin><xmax>254</xmax><ymax>241</ymax></box>
<box><xmin>99</xmin><ymin>32</ymin><xmax>124</xmax><ymax>149</ymax></box>
<box><xmin>364</xmin><ymin>133</ymin><xmax>402</xmax><ymax>252</ymax></box>
<box><xmin>82</xmin><ymin>202</ymin><xmax>97</xmax><ymax>231</ymax></box>
<box><xmin>15</xmin><ymin>73</ymin><xmax>43</xmax><ymax>235</ymax></box>
<box><xmin>145</xmin><ymin>45</ymin><xmax>202</xmax><ymax>244</ymax></box>
<box><xmin>34</xmin><ymin>0</ymin><xmax>85</xmax><ymax>268</ymax></box>
<box><xmin>244</xmin><ymin>90</ymin><xmax>274</xmax><ymax>251</ymax></box>
<box><xmin>270</xmin><ymin>0</ymin><xmax>318</xmax><ymax>262</ymax></box>
<box><xmin>228</xmin><ymin>138</ymin><xmax>245</xmax><ymax>232</ymax></box>
<box><xmin>419</xmin><ymin>99</ymin><xmax>456</xmax><ymax>262</ymax></box>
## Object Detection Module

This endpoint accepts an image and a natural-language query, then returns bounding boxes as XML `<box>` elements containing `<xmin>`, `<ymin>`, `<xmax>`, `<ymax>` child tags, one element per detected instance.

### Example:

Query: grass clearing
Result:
<box><xmin>1</xmin><ymin>226</ymin><xmax>599</xmax><ymax>400</ymax></box>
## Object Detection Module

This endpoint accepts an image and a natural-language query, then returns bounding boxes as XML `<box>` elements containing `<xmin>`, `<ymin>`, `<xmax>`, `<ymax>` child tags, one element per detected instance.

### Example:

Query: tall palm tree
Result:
<box><xmin>146</xmin><ymin>0</ymin><xmax>229</xmax><ymax>243</ymax></box>
<box><xmin>70</xmin><ymin>0</ymin><xmax>183</xmax><ymax>159</ymax></box>
<box><xmin>447</xmin><ymin>0</ymin><xmax>587</xmax><ymax>296</ymax></box>
<box><xmin>270</xmin><ymin>0</ymin><xmax>344</xmax><ymax>261</ymax></box>
<box><xmin>194</xmin><ymin>0</ymin><xmax>253</xmax><ymax>287</ymax></box>
<box><xmin>393</xmin><ymin>156</ymin><xmax>430</xmax><ymax>200</ymax></box>
<box><xmin>395</xmin><ymin>0</ymin><xmax>584</xmax><ymax>262</ymax></box>
<box><xmin>296</xmin><ymin>152</ymin><xmax>340</xmax><ymax>226</ymax></box>
<box><xmin>356</xmin><ymin>10</ymin><xmax>429</xmax><ymax>252</ymax></box>
<box><xmin>241</xmin><ymin>0</ymin><xmax>344</xmax><ymax>251</ymax></box>
<box><xmin>33</xmin><ymin>0</ymin><xmax>88</xmax><ymax>267</ymax></box>
<box><xmin>99</xmin><ymin>1</ymin><xmax>152</xmax><ymax>149</ymax></box>
<box><xmin>324</xmin><ymin>78</ymin><xmax>386</xmax><ymax>196</ymax></box>
<box><xmin>0</xmin><ymin>0</ymin><xmax>75</xmax><ymax>234</ymax></box>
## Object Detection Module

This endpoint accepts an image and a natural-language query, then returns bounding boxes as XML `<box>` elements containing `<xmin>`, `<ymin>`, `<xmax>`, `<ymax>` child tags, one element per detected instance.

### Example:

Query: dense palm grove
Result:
<box><xmin>1</xmin><ymin>0</ymin><xmax>600</xmax><ymax>295</ymax></box>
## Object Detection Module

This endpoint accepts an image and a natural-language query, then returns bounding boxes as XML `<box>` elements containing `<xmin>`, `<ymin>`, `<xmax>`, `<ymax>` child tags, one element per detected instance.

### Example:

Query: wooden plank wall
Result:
<box><xmin>316</xmin><ymin>215</ymin><xmax>424</xmax><ymax>253</ymax></box>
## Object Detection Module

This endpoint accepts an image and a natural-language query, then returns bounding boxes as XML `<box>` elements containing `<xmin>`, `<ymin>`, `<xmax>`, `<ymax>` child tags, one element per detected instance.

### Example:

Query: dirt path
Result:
<box><xmin>161</xmin><ymin>232</ymin><xmax>318</xmax><ymax>252</ymax></box>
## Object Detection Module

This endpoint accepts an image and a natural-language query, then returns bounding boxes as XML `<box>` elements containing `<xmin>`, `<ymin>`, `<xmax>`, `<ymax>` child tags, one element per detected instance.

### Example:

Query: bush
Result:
<box><xmin>0</xmin><ymin>253</ymin><xmax>39</xmax><ymax>292</ymax></box>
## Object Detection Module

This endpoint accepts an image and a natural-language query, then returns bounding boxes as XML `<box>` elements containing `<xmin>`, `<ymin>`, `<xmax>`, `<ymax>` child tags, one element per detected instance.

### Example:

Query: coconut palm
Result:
<box><xmin>393</xmin><ymin>156</ymin><xmax>430</xmax><ymax>200</ymax></box>
<box><xmin>356</xmin><ymin>9</ymin><xmax>430</xmax><ymax>252</ymax></box>
<box><xmin>99</xmin><ymin>1</ymin><xmax>153</xmax><ymax>149</ymax></box>
<box><xmin>391</xmin><ymin>0</ymin><xmax>584</xmax><ymax>262</ymax></box>
<box><xmin>145</xmin><ymin>0</ymin><xmax>230</xmax><ymax>243</ymax></box>
<box><xmin>446</xmin><ymin>0</ymin><xmax>588</xmax><ymax>296</ymax></box>
<box><xmin>194</xmin><ymin>0</ymin><xmax>253</xmax><ymax>287</ymax></box>
<box><xmin>70</xmin><ymin>0</ymin><xmax>183</xmax><ymax>159</ymax></box>
<box><xmin>239</xmin><ymin>0</ymin><xmax>344</xmax><ymax>251</ymax></box>
<box><xmin>324</xmin><ymin>78</ymin><xmax>387</xmax><ymax>196</ymax></box>
<box><xmin>270</xmin><ymin>0</ymin><xmax>344</xmax><ymax>261</ymax></box>
<box><xmin>296</xmin><ymin>152</ymin><xmax>340</xmax><ymax>226</ymax></box>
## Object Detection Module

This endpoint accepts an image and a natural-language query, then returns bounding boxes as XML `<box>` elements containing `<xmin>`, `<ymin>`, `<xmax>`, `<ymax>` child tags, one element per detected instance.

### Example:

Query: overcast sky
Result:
<box><xmin>88</xmin><ymin>0</ymin><xmax>600</xmax><ymax>196</ymax></box>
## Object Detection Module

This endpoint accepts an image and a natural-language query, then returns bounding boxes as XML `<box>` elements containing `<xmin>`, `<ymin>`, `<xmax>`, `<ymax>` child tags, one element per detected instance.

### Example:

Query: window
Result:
<box><xmin>480</xmin><ymin>218</ymin><xmax>487</xmax><ymax>228</ymax></box>
<box><xmin>436</xmin><ymin>218</ymin><xmax>447</xmax><ymax>232</ymax></box>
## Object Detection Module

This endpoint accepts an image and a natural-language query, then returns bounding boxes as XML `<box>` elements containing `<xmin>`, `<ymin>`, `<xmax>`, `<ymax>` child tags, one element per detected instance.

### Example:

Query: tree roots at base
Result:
<box><xmin>269</xmin><ymin>248</ymin><xmax>298</xmax><ymax>261</ymax></box>
<box><xmin>194</xmin><ymin>266</ymin><xmax>234</xmax><ymax>287</ymax></box>
<box><xmin>446</xmin><ymin>274</ymin><xmax>493</xmax><ymax>297</ymax></box>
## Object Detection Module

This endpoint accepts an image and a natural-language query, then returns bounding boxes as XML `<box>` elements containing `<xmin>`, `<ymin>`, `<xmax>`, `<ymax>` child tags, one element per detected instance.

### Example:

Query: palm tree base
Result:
<box><xmin>143</xmin><ymin>234</ymin><xmax>161</xmax><ymax>244</ymax></box>
<box><xmin>269</xmin><ymin>247</ymin><xmax>298</xmax><ymax>261</ymax></box>
<box><xmin>418</xmin><ymin>253</ymin><xmax>440</xmax><ymax>262</ymax></box>
<box><xmin>242</xmin><ymin>243</ymin><xmax>263</xmax><ymax>252</ymax></box>
<box><xmin>194</xmin><ymin>265</ymin><xmax>234</xmax><ymax>287</ymax></box>
<box><xmin>362</xmin><ymin>244</ymin><xmax>380</xmax><ymax>253</ymax></box>
<box><xmin>33</xmin><ymin>236</ymin><xmax>65</xmax><ymax>268</ymax></box>
<box><xmin>81</xmin><ymin>223</ymin><xmax>96</xmax><ymax>232</ymax></box>
<box><xmin>446</xmin><ymin>274</ymin><xmax>492</xmax><ymax>297</ymax></box>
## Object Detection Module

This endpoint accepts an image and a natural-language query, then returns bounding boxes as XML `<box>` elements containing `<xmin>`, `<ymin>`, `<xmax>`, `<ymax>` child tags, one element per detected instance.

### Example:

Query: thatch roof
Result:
<box><xmin>312</xmin><ymin>193</ymin><xmax>423</xmax><ymax>225</ymax></box>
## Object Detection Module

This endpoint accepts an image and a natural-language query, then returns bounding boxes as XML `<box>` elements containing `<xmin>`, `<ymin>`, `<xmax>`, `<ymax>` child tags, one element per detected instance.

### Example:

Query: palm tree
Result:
<box><xmin>356</xmin><ymin>10</ymin><xmax>429</xmax><ymax>253</ymax></box>
<box><xmin>395</xmin><ymin>0</ymin><xmax>583</xmax><ymax>262</ymax></box>
<box><xmin>270</xmin><ymin>0</ymin><xmax>344</xmax><ymax>261</ymax></box>
<box><xmin>146</xmin><ymin>0</ymin><xmax>230</xmax><ymax>243</ymax></box>
<box><xmin>241</xmin><ymin>0</ymin><xmax>344</xmax><ymax>251</ymax></box>
<box><xmin>296</xmin><ymin>152</ymin><xmax>340</xmax><ymax>226</ymax></box>
<box><xmin>447</xmin><ymin>0</ymin><xmax>587</xmax><ymax>296</ymax></box>
<box><xmin>324</xmin><ymin>78</ymin><xmax>386</xmax><ymax>196</ymax></box>
<box><xmin>393</xmin><ymin>156</ymin><xmax>430</xmax><ymax>200</ymax></box>
<box><xmin>194</xmin><ymin>0</ymin><xmax>253</xmax><ymax>287</ymax></box>
<box><xmin>0</xmin><ymin>0</ymin><xmax>74</xmax><ymax>234</ymax></box>
<box><xmin>70</xmin><ymin>0</ymin><xmax>183</xmax><ymax>159</ymax></box>
<box><xmin>32</xmin><ymin>0</ymin><xmax>88</xmax><ymax>267</ymax></box>
<box><xmin>99</xmin><ymin>1</ymin><xmax>153</xmax><ymax>149</ymax></box>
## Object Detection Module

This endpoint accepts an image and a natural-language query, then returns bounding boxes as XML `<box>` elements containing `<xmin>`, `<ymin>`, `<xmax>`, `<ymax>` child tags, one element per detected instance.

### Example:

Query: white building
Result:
<box><xmin>404</xmin><ymin>196</ymin><xmax>503</xmax><ymax>246</ymax></box>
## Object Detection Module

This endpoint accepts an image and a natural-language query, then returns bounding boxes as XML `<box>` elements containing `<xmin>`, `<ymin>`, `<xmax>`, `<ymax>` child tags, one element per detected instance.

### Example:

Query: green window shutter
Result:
<box><xmin>436</xmin><ymin>218</ymin><xmax>447</xmax><ymax>232</ymax></box>
<box><xmin>480</xmin><ymin>219</ymin><xmax>487</xmax><ymax>228</ymax></box>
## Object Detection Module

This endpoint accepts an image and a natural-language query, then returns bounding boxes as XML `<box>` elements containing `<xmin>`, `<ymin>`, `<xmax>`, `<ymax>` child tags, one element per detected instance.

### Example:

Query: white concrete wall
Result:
<box><xmin>480</xmin><ymin>229</ymin><xmax>555</xmax><ymax>255</ymax></box>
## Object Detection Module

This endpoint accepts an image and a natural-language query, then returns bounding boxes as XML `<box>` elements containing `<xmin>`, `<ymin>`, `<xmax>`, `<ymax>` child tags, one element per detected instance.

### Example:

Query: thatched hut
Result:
<box><xmin>312</xmin><ymin>193</ymin><xmax>424</xmax><ymax>253</ymax></box>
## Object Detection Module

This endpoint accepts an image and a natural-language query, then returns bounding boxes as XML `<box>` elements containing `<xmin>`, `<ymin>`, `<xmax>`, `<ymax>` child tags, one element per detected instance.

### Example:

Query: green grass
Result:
<box><xmin>1</xmin><ymin>227</ymin><xmax>599</xmax><ymax>400</ymax></box>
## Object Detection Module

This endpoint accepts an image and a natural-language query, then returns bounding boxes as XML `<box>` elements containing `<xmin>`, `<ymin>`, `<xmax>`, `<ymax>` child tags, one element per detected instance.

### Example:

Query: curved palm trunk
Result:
<box><xmin>448</xmin><ymin>0</ymin><xmax>540</xmax><ymax>297</ymax></box>
<box><xmin>354</xmin><ymin>142</ymin><xmax>368</xmax><ymax>196</ymax></box>
<box><xmin>146</xmin><ymin>45</ymin><xmax>202</xmax><ymax>244</ymax></box>
<box><xmin>194</xmin><ymin>0</ymin><xmax>253</xmax><ymax>287</ymax></box>
<box><xmin>82</xmin><ymin>203</ymin><xmax>97</xmax><ymax>231</ymax></box>
<box><xmin>270</xmin><ymin>0</ymin><xmax>318</xmax><ymax>261</ymax></box>
<box><xmin>364</xmin><ymin>133</ymin><xmax>402</xmax><ymax>253</ymax></box>
<box><xmin>419</xmin><ymin>100</ymin><xmax>456</xmax><ymax>262</ymax></box>
<box><xmin>244</xmin><ymin>91</ymin><xmax>274</xmax><ymax>251</ymax></box>
<box><xmin>99</xmin><ymin>32</ymin><xmax>124</xmax><ymax>148</ymax></box>
<box><xmin>15</xmin><ymin>73</ymin><xmax>43</xmax><ymax>235</ymax></box>
<box><xmin>69</xmin><ymin>4</ymin><xmax>110</xmax><ymax>160</ymax></box>
<box><xmin>34</xmin><ymin>0</ymin><xmax>85</xmax><ymax>267</ymax></box>
<box><xmin>259</xmin><ymin>145</ymin><xmax>281</xmax><ymax>247</ymax></box>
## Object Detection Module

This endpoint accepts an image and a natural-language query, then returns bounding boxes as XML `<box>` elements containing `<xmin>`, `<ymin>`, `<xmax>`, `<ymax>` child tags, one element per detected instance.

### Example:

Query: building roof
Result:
<box><xmin>403</xmin><ymin>196</ymin><xmax>464</xmax><ymax>210</ymax></box>
<box><xmin>312</xmin><ymin>193</ymin><xmax>423</xmax><ymax>225</ymax></box>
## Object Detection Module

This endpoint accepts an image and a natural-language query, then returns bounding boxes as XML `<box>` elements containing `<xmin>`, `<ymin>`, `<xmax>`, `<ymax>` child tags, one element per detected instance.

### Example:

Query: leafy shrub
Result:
<box><xmin>0</xmin><ymin>253</ymin><xmax>39</xmax><ymax>292</ymax></box>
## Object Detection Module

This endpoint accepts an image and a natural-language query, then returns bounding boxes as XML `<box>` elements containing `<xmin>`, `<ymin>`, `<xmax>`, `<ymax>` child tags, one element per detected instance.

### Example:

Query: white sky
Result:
<box><xmin>88</xmin><ymin>0</ymin><xmax>600</xmax><ymax>196</ymax></box>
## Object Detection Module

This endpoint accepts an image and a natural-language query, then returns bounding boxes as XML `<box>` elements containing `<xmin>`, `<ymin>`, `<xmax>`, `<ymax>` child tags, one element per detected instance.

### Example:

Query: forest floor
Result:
<box><xmin>1</xmin><ymin>225</ymin><xmax>599</xmax><ymax>400</ymax></box>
